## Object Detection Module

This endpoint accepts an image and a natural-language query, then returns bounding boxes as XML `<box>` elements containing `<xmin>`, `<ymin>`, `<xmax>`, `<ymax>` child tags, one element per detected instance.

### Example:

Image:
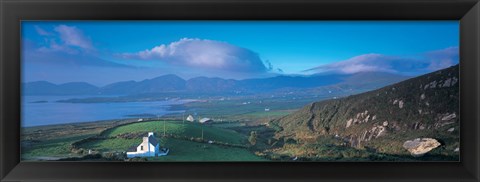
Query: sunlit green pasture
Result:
<box><xmin>102</xmin><ymin>121</ymin><xmax>247</xmax><ymax>145</ymax></box>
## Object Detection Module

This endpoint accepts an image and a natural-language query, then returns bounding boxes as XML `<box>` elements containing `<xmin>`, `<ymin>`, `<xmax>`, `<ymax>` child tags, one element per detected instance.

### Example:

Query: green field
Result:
<box><xmin>102</xmin><ymin>120</ymin><xmax>246</xmax><ymax>145</ymax></box>
<box><xmin>76</xmin><ymin>120</ymin><xmax>266</xmax><ymax>161</ymax></box>
<box><xmin>148</xmin><ymin>138</ymin><xmax>267</xmax><ymax>161</ymax></box>
<box><xmin>79</xmin><ymin>138</ymin><xmax>142</xmax><ymax>153</ymax></box>
<box><xmin>168</xmin><ymin>96</ymin><xmax>314</xmax><ymax>121</ymax></box>
<box><xmin>80</xmin><ymin>137</ymin><xmax>266</xmax><ymax>161</ymax></box>
<box><xmin>21</xmin><ymin>134</ymin><xmax>95</xmax><ymax>160</ymax></box>
<box><xmin>242</xmin><ymin>110</ymin><xmax>294</xmax><ymax>119</ymax></box>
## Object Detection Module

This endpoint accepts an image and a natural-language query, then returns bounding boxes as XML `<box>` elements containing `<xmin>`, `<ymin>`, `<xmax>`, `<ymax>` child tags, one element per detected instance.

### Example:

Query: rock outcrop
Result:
<box><xmin>403</xmin><ymin>138</ymin><xmax>441</xmax><ymax>157</ymax></box>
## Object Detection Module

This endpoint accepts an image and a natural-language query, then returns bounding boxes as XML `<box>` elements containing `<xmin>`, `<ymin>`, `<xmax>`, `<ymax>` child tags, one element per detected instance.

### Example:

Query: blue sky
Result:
<box><xmin>22</xmin><ymin>21</ymin><xmax>459</xmax><ymax>86</ymax></box>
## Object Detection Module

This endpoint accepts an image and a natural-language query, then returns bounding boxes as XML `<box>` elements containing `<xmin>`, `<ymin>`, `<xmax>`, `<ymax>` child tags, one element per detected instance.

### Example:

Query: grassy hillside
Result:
<box><xmin>21</xmin><ymin>119</ymin><xmax>140</xmax><ymax>160</ymax></box>
<box><xmin>21</xmin><ymin>134</ymin><xmax>96</xmax><ymax>160</ymax></box>
<box><xmin>271</xmin><ymin>65</ymin><xmax>460</xmax><ymax>160</ymax></box>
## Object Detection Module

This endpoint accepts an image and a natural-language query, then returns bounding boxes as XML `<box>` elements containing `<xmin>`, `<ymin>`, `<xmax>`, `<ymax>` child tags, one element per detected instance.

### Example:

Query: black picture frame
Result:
<box><xmin>1</xmin><ymin>0</ymin><xmax>479</xmax><ymax>181</ymax></box>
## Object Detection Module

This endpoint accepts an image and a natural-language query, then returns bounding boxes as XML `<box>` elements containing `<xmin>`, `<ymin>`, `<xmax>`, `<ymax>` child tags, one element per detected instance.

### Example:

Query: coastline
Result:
<box><xmin>22</xmin><ymin>96</ymin><xmax>198</xmax><ymax>128</ymax></box>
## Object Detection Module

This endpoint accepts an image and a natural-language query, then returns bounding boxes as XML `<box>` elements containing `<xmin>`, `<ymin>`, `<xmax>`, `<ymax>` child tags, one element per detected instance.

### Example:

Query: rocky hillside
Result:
<box><xmin>271</xmin><ymin>65</ymin><xmax>459</xmax><ymax>158</ymax></box>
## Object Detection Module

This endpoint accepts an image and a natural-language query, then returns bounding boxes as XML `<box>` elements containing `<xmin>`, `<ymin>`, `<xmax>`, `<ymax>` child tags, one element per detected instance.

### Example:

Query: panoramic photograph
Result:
<box><xmin>21</xmin><ymin>21</ymin><xmax>459</xmax><ymax>162</ymax></box>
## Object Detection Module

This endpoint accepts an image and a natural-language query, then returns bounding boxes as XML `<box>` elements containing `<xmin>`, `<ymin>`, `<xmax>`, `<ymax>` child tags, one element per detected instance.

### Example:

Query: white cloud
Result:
<box><xmin>34</xmin><ymin>26</ymin><xmax>53</xmax><ymax>36</ymax></box>
<box><xmin>53</xmin><ymin>25</ymin><xmax>93</xmax><ymax>50</ymax></box>
<box><xmin>35</xmin><ymin>25</ymin><xmax>95</xmax><ymax>55</ymax></box>
<box><xmin>305</xmin><ymin>54</ymin><xmax>399</xmax><ymax>74</ymax></box>
<box><xmin>305</xmin><ymin>47</ymin><xmax>459</xmax><ymax>75</ymax></box>
<box><xmin>28</xmin><ymin>25</ymin><xmax>128</xmax><ymax>68</ymax></box>
<box><xmin>37</xmin><ymin>39</ymin><xmax>79</xmax><ymax>54</ymax></box>
<box><xmin>425</xmin><ymin>47</ymin><xmax>459</xmax><ymax>71</ymax></box>
<box><xmin>120</xmin><ymin>38</ymin><xmax>268</xmax><ymax>73</ymax></box>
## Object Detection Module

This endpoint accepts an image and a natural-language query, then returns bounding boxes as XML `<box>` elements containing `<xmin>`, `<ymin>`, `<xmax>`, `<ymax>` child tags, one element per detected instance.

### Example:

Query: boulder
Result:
<box><xmin>420</xmin><ymin>93</ymin><xmax>426</xmax><ymax>100</ymax></box>
<box><xmin>454</xmin><ymin>147</ymin><xmax>460</xmax><ymax>152</ymax></box>
<box><xmin>441</xmin><ymin>113</ymin><xmax>456</xmax><ymax>121</ymax></box>
<box><xmin>398</xmin><ymin>100</ymin><xmax>404</xmax><ymax>109</ymax></box>
<box><xmin>403</xmin><ymin>138</ymin><xmax>441</xmax><ymax>157</ymax></box>
<box><xmin>346</xmin><ymin>118</ymin><xmax>353</xmax><ymax>128</ymax></box>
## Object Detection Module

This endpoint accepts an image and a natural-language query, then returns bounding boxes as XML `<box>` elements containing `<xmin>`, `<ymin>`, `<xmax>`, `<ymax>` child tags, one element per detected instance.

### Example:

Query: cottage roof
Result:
<box><xmin>186</xmin><ymin>115</ymin><xmax>195</xmax><ymax>122</ymax></box>
<box><xmin>148</xmin><ymin>135</ymin><xmax>159</xmax><ymax>146</ymax></box>
<box><xmin>199</xmin><ymin>118</ymin><xmax>213</xmax><ymax>123</ymax></box>
<box><xmin>127</xmin><ymin>146</ymin><xmax>137</xmax><ymax>152</ymax></box>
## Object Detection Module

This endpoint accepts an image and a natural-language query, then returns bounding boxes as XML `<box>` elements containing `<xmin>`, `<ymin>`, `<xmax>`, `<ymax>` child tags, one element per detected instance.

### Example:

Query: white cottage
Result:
<box><xmin>126</xmin><ymin>132</ymin><xmax>168</xmax><ymax>158</ymax></box>
<box><xmin>199</xmin><ymin>118</ymin><xmax>213</xmax><ymax>124</ymax></box>
<box><xmin>186</xmin><ymin>115</ymin><xmax>195</xmax><ymax>122</ymax></box>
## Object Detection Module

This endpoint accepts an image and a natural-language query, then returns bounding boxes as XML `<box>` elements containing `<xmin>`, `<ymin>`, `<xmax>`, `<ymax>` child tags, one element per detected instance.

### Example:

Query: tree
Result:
<box><xmin>248</xmin><ymin>131</ymin><xmax>257</xmax><ymax>146</ymax></box>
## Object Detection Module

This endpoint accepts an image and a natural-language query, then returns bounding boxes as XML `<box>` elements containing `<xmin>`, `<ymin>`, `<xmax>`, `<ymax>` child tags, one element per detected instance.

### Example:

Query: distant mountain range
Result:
<box><xmin>23</xmin><ymin>81</ymin><xmax>99</xmax><ymax>95</ymax></box>
<box><xmin>23</xmin><ymin>72</ymin><xmax>410</xmax><ymax>96</ymax></box>
<box><xmin>272</xmin><ymin>64</ymin><xmax>459</xmax><ymax>158</ymax></box>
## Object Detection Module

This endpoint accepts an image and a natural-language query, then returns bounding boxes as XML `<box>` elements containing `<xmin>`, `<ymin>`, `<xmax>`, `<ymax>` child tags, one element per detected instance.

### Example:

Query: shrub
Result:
<box><xmin>248</xmin><ymin>131</ymin><xmax>257</xmax><ymax>146</ymax></box>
